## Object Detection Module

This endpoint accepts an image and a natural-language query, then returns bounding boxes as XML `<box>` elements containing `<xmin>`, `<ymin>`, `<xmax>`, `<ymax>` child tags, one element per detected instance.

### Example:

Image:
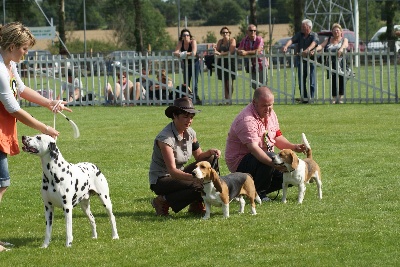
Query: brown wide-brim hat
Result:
<box><xmin>165</xmin><ymin>97</ymin><xmax>201</xmax><ymax>118</ymax></box>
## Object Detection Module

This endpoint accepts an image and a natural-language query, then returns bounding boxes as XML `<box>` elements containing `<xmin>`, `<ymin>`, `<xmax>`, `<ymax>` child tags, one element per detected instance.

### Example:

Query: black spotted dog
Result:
<box><xmin>22</xmin><ymin>134</ymin><xmax>119</xmax><ymax>248</ymax></box>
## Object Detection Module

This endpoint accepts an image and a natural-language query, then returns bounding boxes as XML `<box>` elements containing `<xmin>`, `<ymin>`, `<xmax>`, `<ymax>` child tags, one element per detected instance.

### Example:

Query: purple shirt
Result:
<box><xmin>225</xmin><ymin>103</ymin><xmax>280</xmax><ymax>173</ymax></box>
<box><xmin>238</xmin><ymin>35</ymin><xmax>268</xmax><ymax>71</ymax></box>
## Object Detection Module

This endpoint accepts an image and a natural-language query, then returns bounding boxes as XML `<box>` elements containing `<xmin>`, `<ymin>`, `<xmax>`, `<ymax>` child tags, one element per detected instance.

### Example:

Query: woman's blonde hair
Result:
<box><xmin>0</xmin><ymin>22</ymin><xmax>36</xmax><ymax>51</ymax></box>
<box><xmin>331</xmin><ymin>23</ymin><xmax>343</xmax><ymax>32</ymax></box>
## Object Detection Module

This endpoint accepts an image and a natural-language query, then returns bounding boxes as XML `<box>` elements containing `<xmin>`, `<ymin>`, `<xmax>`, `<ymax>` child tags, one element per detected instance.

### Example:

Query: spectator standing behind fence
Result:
<box><xmin>214</xmin><ymin>26</ymin><xmax>236</xmax><ymax>103</ymax></box>
<box><xmin>312</xmin><ymin>23</ymin><xmax>348</xmax><ymax>104</ymax></box>
<box><xmin>57</xmin><ymin>69</ymin><xmax>83</xmax><ymax>102</ymax></box>
<box><xmin>282</xmin><ymin>19</ymin><xmax>318</xmax><ymax>103</ymax></box>
<box><xmin>237</xmin><ymin>24</ymin><xmax>268</xmax><ymax>89</ymax></box>
<box><xmin>149</xmin><ymin>97</ymin><xmax>221</xmax><ymax>216</ymax></box>
<box><xmin>225</xmin><ymin>86</ymin><xmax>306</xmax><ymax>201</ymax></box>
<box><xmin>173</xmin><ymin>29</ymin><xmax>202</xmax><ymax>105</ymax></box>
<box><xmin>105</xmin><ymin>72</ymin><xmax>135</xmax><ymax>104</ymax></box>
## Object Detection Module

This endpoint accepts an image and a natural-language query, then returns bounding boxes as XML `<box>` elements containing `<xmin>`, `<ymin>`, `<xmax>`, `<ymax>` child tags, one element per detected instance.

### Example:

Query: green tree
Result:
<box><xmin>103</xmin><ymin>0</ymin><xmax>174</xmax><ymax>51</ymax></box>
<box><xmin>384</xmin><ymin>0</ymin><xmax>400</xmax><ymax>52</ymax></box>
<box><xmin>203</xmin><ymin>1</ymin><xmax>245</xmax><ymax>26</ymax></box>
<box><xmin>202</xmin><ymin>31</ymin><xmax>217</xmax><ymax>43</ymax></box>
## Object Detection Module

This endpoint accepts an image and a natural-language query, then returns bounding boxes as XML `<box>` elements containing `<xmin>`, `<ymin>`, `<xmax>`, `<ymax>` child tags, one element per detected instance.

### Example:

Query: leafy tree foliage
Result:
<box><xmin>203</xmin><ymin>1</ymin><xmax>245</xmax><ymax>26</ymax></box>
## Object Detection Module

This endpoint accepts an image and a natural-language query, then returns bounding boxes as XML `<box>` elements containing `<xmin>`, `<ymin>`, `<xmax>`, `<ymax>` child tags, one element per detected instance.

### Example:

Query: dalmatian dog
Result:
<box><xmin>21</xmin><ymin>134</ymin><xmax>119</xmax><ymax>248</ymax></box>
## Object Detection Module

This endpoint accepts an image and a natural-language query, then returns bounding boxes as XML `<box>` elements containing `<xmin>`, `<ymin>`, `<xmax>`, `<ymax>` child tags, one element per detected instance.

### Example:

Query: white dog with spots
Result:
<box><xmin>22</xmin><ymin>134</ymin><xmax>119</xmax><ymax>248</ymax></box>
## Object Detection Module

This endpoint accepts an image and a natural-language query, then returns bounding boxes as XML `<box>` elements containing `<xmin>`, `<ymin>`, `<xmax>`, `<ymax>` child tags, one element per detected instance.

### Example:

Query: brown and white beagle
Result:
<box><xmin>192</xmin><ymin>161</ymin><xmax>261</xmax><ymax>219</ymax></box>
<box><xmin>272</xmin><ymin>133</ymin><xmax>322</xmax><ymax>204</ymax></box>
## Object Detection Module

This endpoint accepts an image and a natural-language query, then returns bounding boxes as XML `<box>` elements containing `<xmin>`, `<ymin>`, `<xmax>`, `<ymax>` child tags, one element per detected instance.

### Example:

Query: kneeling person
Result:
<box><xmin>225</xmin><ymin>87</ymin><xmax>306</xmax><ymax>200</ymax></box>
<box><xmin>149</xmin><ymin>97</ymin><xmax>221</xmax><ymax>216</ymax></box>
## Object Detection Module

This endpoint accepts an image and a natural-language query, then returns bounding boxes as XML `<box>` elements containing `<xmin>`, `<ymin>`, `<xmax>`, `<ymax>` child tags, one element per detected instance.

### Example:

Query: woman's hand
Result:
<box><xmin>42</xmin><ymin>125</ymin><xmax>60</xmax><ymax>139</ymax></box>
<box><xmin>49</xmin><ymin>100</ymin><xmax>72</xmax><ymax>113</ymax></box>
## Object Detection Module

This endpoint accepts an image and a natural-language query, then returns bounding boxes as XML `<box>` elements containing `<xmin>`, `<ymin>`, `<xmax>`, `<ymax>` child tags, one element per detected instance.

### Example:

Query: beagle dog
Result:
<box><xmin>192</xmin><ymin>161</ymin><xmax>261</xmax><ymax>220</ymax></box>
<box><xmin>272</xmin><ymin>133</ymin><xmax>322</xmax><ymax>204</ymax></box>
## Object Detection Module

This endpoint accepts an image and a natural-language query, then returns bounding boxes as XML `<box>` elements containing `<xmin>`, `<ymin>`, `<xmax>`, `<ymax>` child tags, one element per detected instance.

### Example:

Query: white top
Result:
<box><xmin>0</xmin><ymin>54</ymin><xmax>25</xmax><ymax>113</ymax></box>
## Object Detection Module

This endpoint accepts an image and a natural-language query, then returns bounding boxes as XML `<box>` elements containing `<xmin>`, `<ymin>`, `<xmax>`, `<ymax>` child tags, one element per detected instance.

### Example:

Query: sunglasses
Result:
<box><xmin>182</xmin><ymin>34</ymin><xmax>190</xmax><ymax>37</ymax></box>
<box><xmin>248</xmin><ymin>29</ymin><xmax>257</xmax><ymax>32</ymax></box>
<box><xmin>221</xmin><ymin>32</ymin><xmax>229</xmax><ymax>34</ymax></box>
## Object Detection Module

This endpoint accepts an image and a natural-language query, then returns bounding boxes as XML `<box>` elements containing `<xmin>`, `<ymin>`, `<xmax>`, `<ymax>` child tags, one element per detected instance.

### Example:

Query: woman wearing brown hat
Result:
<box><xmin>149</xmin><ymin>97</ymin><xmax>221</xmax><ymax>216</ymax></box>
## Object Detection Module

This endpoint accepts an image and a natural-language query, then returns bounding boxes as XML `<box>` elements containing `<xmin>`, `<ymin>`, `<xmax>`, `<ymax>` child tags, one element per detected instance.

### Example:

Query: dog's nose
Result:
<box><xmin>22</xmin><ymin>136</ymin><xmax>26</xmax><ymax>141</ymax></box>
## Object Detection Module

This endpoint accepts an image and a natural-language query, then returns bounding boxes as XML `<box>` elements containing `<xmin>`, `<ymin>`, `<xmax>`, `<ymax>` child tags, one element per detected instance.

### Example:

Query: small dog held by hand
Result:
<box><xmin>22</xmin><ymin>134</ymin><xmax>119</xmax><ymax>248</ymax></box>
<box><xmin>272</xmin><ymin>133</ymin><xmax>322</xmax><ymax>204</ymax></box>
<box><xmin>192</xmin><ymin>161</ymin><xmax>261</xmax><ymax>219</ymax></box>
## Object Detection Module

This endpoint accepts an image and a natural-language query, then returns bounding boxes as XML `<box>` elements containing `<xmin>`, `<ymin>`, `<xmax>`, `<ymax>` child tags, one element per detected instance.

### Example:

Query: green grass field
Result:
<box><xmin>1</xmin><ymin>103</ymin><xmax>400</xmax><ymax>266</ymax></box>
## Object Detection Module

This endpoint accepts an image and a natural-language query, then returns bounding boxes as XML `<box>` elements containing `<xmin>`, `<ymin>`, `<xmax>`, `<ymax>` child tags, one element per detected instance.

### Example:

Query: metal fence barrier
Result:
<box><xmin>19</xmin><ymin>49</ymin><xmax>399</xmax><ymax>106</ymax></box>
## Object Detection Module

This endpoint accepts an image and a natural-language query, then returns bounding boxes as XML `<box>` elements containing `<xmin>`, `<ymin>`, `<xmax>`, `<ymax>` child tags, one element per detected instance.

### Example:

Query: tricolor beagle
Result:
<box><xmin>272</xmin><ymin>133</ymin><xmax>322</xmax><ymax>204</ymax></box>
<box><xmin>192</xmin><ymin>161</ymin><xmax>261</xmax><ymax>220</ymax></box>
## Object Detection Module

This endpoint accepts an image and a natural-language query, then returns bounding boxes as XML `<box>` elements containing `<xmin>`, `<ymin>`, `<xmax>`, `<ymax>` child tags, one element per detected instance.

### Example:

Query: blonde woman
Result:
<box><xmin>313</xmin><ymin>23</ymin><xmax>349</xmax><ymax>103</ymax></box>
<box><xmin>0</xmin><ymin>22</ymin><xmax>70</xmax><ymax>251</ymax></box>
<box><xmin>214</xmin><ymin>26</ymin><xmax>236</xmax><ymax>102</ymax></box>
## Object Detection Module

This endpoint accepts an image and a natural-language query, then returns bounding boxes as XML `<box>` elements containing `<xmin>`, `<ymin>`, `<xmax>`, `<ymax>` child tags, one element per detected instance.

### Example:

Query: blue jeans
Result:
<box><xmin>297</xmin><ymin>60</ymin><xmax>315</xmax><ymax>99</ymax></box>
<box><xmin>0</xmin><ymin>151</ymin><xmax>10</xmax><ymax>187</ymax></box>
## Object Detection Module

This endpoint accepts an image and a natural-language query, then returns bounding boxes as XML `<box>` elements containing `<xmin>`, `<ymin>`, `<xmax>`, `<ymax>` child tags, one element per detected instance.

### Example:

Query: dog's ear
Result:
<box><xmin>49</xmin><ymin>142</ymin><xmax>59</xmax><ymax>159</ymax></box>
<box><xmin>210</xmin><ymin>168</ymin><xmax>223</xmax><ymax>193</ymax></box>
<box><xmin>290</xmin><ymin>151</ymin><xmax>298</xmax><ymax>169</ymax></box>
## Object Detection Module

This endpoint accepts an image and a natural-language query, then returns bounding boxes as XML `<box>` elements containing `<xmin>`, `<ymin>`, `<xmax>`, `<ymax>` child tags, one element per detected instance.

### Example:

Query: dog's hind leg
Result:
<box><xmin>80</xmin><ymin>199</ymin><xmax>97</xmax><ymax>239</ymax></box>
<box><xmin>248</xmin><ymin>196</ymin><xmax>257</xmax><ymax>215</ymax></box>
<box><xmin>238</xmin><ymin>195</ymin><xmax>245</xmax><ymax>214</ymax></box>
<box><xmin>98</xmin><ymin>194</ymin><xmax>119</xmax><ymax>239</ymax></box>
<box><xmin>315</xmin><ymin>174</ymin><xmax>322</xmax><ymax>200</ymax></box>
<box><xmin>42</xmin><ymin>205</ymin><xmax>54</xmax><ymax>248</ymax></box>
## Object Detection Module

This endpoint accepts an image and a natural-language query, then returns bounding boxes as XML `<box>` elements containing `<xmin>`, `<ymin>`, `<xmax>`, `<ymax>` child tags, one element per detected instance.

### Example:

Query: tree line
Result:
<box><xmin>1</xmin><ymin>0</ymin><xmax>398</xmax><ymax>53</ymax></box>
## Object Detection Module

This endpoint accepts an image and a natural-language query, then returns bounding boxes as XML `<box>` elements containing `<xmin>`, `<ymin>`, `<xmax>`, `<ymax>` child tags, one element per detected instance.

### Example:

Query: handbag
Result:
<box><xmin>338</xmin><ymin>57</ymin><xmax>355</xmax><ymax>79</ymax></box>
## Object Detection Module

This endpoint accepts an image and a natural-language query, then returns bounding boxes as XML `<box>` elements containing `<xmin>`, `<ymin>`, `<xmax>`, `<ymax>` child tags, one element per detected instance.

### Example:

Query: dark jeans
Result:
<box><xmin>236</xmin><ymin>152</ymin><xmax>283</xmax><ymax>195</ymax></box>
<box><xmin>150</xmin><ymin>156</ymin><xmax>215</xmax><ymax>213</ymax></box>
<box><xmin>297</xmin><ymin>61</ymin><xmax>315</xmax><ymax>99</ymax></box>
<box><xmin>182</xmin><ymin>60</ymin><xmax>201</xmax><ymax>103</ymax></box>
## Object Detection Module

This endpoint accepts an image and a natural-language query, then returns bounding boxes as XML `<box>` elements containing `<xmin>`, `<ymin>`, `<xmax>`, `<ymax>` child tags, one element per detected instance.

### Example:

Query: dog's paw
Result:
<box><xmin>201</xmin><ymin>216</ymin><xmax>210</xmax><ymax>220</ymax></box>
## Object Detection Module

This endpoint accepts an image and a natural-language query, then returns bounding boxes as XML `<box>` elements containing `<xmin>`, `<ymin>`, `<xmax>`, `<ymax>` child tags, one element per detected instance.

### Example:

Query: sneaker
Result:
<box><xmin>261</xmin><ymin>196</ymin><xmax>271</xmax><ymax>202</ymax></box>
<box><xmin>188</xmin><ymin>200</ymin><xmax>205</xmax><ymax>215</ymax></box>
<box><xmin>151</xmin><ymin>195</ymin><xmax>169</xmax><ymax>216</ymax></box>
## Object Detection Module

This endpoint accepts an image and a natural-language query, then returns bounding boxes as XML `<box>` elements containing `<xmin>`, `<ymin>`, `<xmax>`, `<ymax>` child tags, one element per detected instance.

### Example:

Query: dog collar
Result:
<box><xmin>203</xmin><ymin>181</ymin><xmax>211</xmax><ymax>184</ymax></box>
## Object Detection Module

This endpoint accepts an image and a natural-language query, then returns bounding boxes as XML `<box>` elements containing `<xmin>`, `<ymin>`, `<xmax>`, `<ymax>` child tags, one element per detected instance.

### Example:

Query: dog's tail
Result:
<box><xmin>302</xmin><ymin>133</ymin><xmax>313</xmax><ymax>159</ymax></box>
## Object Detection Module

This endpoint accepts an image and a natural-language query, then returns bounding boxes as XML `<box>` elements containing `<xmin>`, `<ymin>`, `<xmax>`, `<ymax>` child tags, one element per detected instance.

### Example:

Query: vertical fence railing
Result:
<box><xmin>19</xmin><ymin>49</ymin><xmax>398</xmax><ymax>107</ymax></box>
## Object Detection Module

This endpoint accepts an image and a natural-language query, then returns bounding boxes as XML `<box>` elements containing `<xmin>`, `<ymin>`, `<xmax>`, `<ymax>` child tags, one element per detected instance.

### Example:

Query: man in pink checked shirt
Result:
<box><xmin>237</xmin><ymin>24</ymin><xmax>268</xmax><ymax>89</ymax></box>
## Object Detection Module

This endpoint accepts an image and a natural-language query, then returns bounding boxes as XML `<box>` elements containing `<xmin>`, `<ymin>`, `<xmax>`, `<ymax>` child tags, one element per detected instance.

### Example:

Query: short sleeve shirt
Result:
<box><xmin>238</xmin><ymin>35</ymin><xmax>268</xmax><ymax>70</ymax></box>
<box><xmin>291</xmin><ymin>31</ymin><xmax>319</xmax><ymax>53</ymax></box>
<box><xmin>149</xmin><ymin>122</ymin><xmax>196</xmax><ymax>184</ymax></box>
<box><xmin>225</xmin><ymin>103</ymin><xmax>280</xmax><ymax>173</ymax></box>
